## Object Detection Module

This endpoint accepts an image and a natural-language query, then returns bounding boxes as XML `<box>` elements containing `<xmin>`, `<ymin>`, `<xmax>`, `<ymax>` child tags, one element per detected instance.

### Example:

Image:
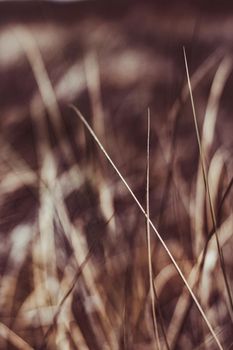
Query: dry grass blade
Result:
<box><xmin>0</xmin><ymin>136</ymin><xmax>38</xmax><ymax>194</ymax></box>
<box><xmin>167</xmin><ymin>48</ymin><xmax>223</xmax><ymax>128</ymax></box>
<box><xmin>167</xmin><ymin>172</ymin><xmax>233</xmax><ymax>349</ymax></box>
<box><xmin>193</xmin><ymin>55</ymin><xmax>232</xmax><ymax>254</ymax></box>
<box><xmin>202</xmin><ymin>57</ymin><xmax>232</xmax><ymax>155</ymax></box>
<box><xmin>183</xmin><ymin>47</ymin><xmax>233</xmax><ymax>319</ymax></box>
<box><xmin>146</xmin><ymin>108</ymin><xmax>161</xmax><ymax>350</ymax></box>
<box><xmin>193</xmin><ymin>325</ymin><xmax>229</xmax><ymax>350</ymax></box>
<box><xmin>15</xmin><ymin>29</ymin><xmax>117</xmax><ymax>348</ymax></box>
<box><xmin>71</xmin><ymin>105</ymin><xmax>223</xmax><ymax>350</ymax></box>
<box><xmin>0</xmin><ymin>322</ymin><xmax>33</xmax><ymax>350</ymax></box>
<box><xmin>84</xmin><ymin>52</ymin><xmax>116</xmax><ymax>233</ymax></box>
<box><xmin>14</xmin><ymin>26</ymin><xmax>78</xmax><ymax>169</ymax></box>
<box><xmin>167</xmin><ymin>213</ymin><xmax>233</xmax><ymax>348</ymax></box>
<box><xmin>38</xmin><ymin>246</ymin><xmax>93</xmax><ymax>350</ymax></box>
<box><xmin>84</xmin><ymin>52</ymin><xmax>105</xmax><ymax>138</ymax></box>
<box><xmin>158</xmin><ymin>49</ymin><xmax>222</xmax><ymax>232</ymax></box>
<box><xmin>30</xmin><ymin>96</ymin><xmax>59</xmax><ymax>334</ymax></box>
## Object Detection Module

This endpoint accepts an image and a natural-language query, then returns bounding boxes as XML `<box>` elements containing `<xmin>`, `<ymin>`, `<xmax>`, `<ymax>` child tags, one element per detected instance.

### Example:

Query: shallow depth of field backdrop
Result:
<box><xmin>0</xmin><ymin>1</ymin><xmax>233</xmax><ymax>349</ymax></box>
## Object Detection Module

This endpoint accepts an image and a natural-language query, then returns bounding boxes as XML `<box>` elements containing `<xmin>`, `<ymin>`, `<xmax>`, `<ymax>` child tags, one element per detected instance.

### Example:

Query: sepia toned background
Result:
<box><xmin>0</xmin><ymin>1</ymin><xmax>232</xmax><ymax>349</ymax></box>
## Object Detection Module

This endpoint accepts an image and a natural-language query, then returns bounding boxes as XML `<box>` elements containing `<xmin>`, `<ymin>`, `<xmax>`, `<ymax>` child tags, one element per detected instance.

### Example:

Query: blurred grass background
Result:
<box><xmin>0</xmin><ymin>1</ymin><xmax>232</xmax><ymax>349</ymax></box>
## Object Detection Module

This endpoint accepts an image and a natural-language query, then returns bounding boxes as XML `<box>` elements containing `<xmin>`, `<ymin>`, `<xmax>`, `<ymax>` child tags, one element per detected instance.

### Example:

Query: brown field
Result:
<box><xmin>0</xmin><ymin>1</ymin><xmax>232</xmax><ymax>349</ymax></box>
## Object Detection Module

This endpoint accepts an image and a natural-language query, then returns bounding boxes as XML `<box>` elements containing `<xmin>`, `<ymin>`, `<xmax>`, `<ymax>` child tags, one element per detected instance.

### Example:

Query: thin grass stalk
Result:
<box><xmin>71</xmin><ymin>105</ymin><xmax>223</xmax><ymax>350</ymax></box>
<box><xmin>183</xmin><ymin>47</ymin><xmax>233</xmax><ymax>319</ymax></box>
<box><xmin>146</xmin><ymin>109</ymin><xmax>161</xmax><ymax>350</ymax></box>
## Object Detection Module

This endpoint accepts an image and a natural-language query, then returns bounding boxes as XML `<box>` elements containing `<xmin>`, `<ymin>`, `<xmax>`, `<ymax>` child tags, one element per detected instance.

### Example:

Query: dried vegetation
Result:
<box><xmin>0</xmin><ymin>2</ymin><xmax>232</xmax><ymax>349</ymax></box>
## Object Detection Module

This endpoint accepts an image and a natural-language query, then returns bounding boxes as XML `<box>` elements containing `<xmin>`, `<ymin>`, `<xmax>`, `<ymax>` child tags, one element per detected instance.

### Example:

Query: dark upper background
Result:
<box><xmin>1</xmin><ymin>0</ymin><xmax>233</xmax><ymax>24</ymax></box>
